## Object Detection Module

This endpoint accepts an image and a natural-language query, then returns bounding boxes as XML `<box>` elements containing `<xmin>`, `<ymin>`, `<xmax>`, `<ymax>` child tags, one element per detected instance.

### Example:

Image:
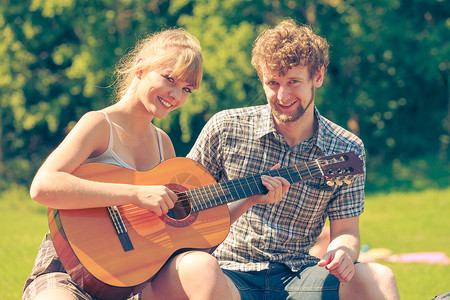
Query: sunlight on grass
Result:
<box><xmin>1</xmin><ymin>186</ymin><xmax>449</xmax><ymax>299</ymax></box>
<box><xmin>360</xmin><ymin>187</ymin><xmax>450</xmax><ymax>299</ymax></box>
<box><xmin>0</xmin><ymin>185</ymin><xmax>48</xmax><ymax>298</ymax></box>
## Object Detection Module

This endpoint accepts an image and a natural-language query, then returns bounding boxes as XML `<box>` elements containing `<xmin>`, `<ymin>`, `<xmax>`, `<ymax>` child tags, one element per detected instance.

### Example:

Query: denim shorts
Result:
<box><xmin>222</xmin><ymin>263</ymin><xmax>340</xmax><ymax>300</ymax></box>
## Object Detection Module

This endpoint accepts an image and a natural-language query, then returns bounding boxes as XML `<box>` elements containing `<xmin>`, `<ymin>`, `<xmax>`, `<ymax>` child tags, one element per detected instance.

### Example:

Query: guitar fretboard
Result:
<box><xmin>187</xmin><ymin>160</ymin><xmax>323</xmax><ymax>212</ymax></box>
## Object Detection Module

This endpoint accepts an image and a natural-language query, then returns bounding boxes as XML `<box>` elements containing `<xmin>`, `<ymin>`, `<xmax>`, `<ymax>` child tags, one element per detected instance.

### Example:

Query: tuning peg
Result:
<box><xmin>343</xmin><ymin>178</ymin><xmax>352</xmax><ymax>185</ymax></box>
<box><xmin>335</xmin><ymin>179</ymin><xmax>343</xmax><ymax>186</ymax></box>
<box><xmin>326</xmin><ymin>180</ymin><xmax>335</xmax><ymax>186</ymax></box>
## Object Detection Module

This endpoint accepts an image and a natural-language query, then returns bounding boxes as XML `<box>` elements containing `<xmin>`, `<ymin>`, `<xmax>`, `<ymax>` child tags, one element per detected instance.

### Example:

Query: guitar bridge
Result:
<box><xmin>107</xmin><ymin>206</ymin><xmax>134</xmax><ymax>252</ymax></box>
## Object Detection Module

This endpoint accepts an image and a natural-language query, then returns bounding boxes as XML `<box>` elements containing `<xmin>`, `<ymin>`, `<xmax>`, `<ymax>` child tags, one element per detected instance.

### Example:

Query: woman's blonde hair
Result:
<box><xmin>251</xmin><ymin>19</ymin><xmax>329</xmax><ymax>80</ymax></box>
<box><xmin>114</xmin><ymin>28</ymin><xmax>203</xmax><ymax>99</ymax></box>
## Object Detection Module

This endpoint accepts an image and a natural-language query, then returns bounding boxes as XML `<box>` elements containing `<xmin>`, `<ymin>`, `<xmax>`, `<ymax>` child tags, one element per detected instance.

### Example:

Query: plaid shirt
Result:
<box><xmin>187</xmin><ymin>104</ymin><xmax>366</xmax><ymax>272</ymax></box>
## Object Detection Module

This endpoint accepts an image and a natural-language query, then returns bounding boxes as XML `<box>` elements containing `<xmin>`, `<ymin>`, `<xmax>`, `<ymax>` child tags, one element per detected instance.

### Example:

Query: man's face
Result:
<box><xmin>262</xmin><ymin>65</ymin><xmax>324</xmax><ymax>124</ymax></box>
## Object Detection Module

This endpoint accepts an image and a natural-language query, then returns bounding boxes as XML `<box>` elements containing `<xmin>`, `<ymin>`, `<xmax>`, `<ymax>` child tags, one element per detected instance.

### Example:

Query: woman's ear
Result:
<box><xmin>136</xmin><ymin>69</ymin><xmax>143</xmax><ymax>80</ymax></box>
<box><xmin>135</xmin><ymin>58</ymin><xmax>145</xmax><ymax>79</ymax></box>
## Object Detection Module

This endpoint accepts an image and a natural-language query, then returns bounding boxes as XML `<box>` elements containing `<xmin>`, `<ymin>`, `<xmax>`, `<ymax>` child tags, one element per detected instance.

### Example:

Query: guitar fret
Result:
<box><xmin>308</xmin><ymin>161</ymin><xmax>323</xmax><ymax>178</ymax></box>
<box><xmin>237</xmin><ymin>178</ymin><xmax>251</xmax><ymax>198</ymax></box>
<box><xmin>187</xmin><ymin>188</ymin><xmax>201</xmax><ymax>210</ymax></box>
<box><xmin>186</xmin><ymin>153</ymin><xmax>361</xmax><ymax>213</ymax></box>
<box><xmin>227</xmin><ymin>180</ymin><xmax>240</xmax><ymax>200</ymax></box>
<box><xmin>284</xmin><ymin>168</ymin><xmax>295</xmax><ymax>184</ymax></box>
<box><xmin>315</xmin><ymin>159</ymin><xmax>325</xmax><ymax>177</ymax></box>
<box><xmin>189</xmin><ymin>182</ymin><xmax>233</xmax><ymax>212</ymax></box>
<box><xmin>198</xmin><ymin>186</ymin><xmax>210</xmax><ymax>210</ymax></box>
<box><xmin>294</xmin><ymin>165</ymin><xmax>303</xmax><ymax>182</ymax></box>
<box><xmin>211</xmin><ymin>184</ymin><xmax>225</xmax><ymax>207</ymax></box>
<box><xmin>304</xmin><ymin>161</ymin><xmax>313</xmax><ymax>178</ymax></box>
<box><xmin>244</xmin><ymin>177</ymin><xmax>255</xmax><ymax>195</ymax></box>
<box><xmin>218</xmin><ymin>182</ymin><xmax>230</xmax><ymax>203</ymax></box>
<box><xmin>206</xmin><ymin>184</ymin><xmax>217</xmax><ymax>208</ymax></box>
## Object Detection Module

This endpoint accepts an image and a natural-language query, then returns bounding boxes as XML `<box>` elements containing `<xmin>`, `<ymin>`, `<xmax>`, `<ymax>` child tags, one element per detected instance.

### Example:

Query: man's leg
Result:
<box><xmin>140</xmin><ymin>251</ymin><xmax>240</xmax><ymax>300</ymax></box>
<box><xmin>339</xmin><ymin>262</ymin><xmax>399</xmax><ymax>300</ymax></box>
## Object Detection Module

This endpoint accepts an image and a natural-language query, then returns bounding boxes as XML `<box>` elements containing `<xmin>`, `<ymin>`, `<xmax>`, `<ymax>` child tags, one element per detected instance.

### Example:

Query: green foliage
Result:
<box><xmin>366</xmin><ymin>154</ymin><xmax>450</xmax><ymax>193</ymax></box>
<box><xmin>0</xmin><ymin>0</ymin><xmax>449</xmax><ymax>188</ymax></box>
<box><xmin>0</xmin><ymin>0</ymin><xmax>176</xmax><ymax>186</ymax></box>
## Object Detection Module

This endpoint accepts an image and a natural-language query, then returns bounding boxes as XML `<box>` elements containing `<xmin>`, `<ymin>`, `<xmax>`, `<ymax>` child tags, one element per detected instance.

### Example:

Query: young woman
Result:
<box><xmin>23</xmin><ymin>28</ymin><xmax>204</xmax><ymax>300</ymax></box>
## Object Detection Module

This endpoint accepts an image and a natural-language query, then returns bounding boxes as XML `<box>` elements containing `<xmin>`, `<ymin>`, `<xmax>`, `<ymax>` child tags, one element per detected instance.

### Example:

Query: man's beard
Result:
<box><xmin>271</xmin><ymin>86</ymin><xmax>315</xmax><ymax>123</ymax></box>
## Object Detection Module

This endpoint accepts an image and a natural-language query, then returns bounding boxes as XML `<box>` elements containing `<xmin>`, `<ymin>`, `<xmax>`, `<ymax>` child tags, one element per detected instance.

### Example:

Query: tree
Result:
<box><xmin>0</xmin><ymin>0</ymin><xmax>181</xmax><ymax>187</ymax></box>
<box><xmin>0</xmin><ymin>0</ymin><xmax>448</xmax><ymax>190</ymax></box>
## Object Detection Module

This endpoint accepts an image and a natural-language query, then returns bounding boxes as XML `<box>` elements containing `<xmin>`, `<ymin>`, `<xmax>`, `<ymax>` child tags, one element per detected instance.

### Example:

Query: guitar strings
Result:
<box><xmin>118</xmin><ymin>163</ymin><xmax>325</xmax><ymax>226</ymax></box>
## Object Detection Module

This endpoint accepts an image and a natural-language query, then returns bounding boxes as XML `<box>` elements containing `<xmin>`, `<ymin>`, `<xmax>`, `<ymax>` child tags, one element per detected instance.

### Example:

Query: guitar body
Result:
<box><xmin>49</xmin><ymin>158</ymin><xmax>231</xmax><ymax>299</ymax></box>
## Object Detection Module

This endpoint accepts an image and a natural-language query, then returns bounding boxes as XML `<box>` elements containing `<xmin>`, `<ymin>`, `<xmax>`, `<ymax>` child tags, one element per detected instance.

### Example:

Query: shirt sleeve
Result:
<box><xmin>326</xmin><ymin>147</ymin><xmax>366</xmax><ymax>220</ymax></box>
<box><xmin>186</xmin><ymin>113</ymin><xmax>225</xmax><ymax>183</ymax></box>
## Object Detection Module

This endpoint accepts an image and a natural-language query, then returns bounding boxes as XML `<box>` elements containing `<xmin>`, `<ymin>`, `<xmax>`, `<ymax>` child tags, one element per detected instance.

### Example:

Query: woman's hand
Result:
<box><xmin>133</xmin><ymin>185</ymin><xmax>178</xmax><ymax>216</ymax></box>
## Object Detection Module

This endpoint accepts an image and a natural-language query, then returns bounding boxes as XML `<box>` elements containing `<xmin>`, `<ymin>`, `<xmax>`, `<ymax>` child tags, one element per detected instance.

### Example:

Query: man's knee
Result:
<box><xmin>357</xmin><ymin>262</ymin><xmax>396</xmax><ymax>283</ymax></box>
<box><xmin>339</xmin><ymin>262</ymin><xmax>399</xmax><ymax>300</ymax></box>
<box><xmin>354</xmin><ymin>262</ymin><xmax>398</xmax><ymax>299</ymax></box>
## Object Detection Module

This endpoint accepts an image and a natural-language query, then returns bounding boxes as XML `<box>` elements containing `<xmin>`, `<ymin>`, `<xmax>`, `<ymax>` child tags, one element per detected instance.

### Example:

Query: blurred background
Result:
<box><xmin>0</xmin><ymin>0</ymin><xmax>448</xmax><ymax>193</ymax></box>
<box><xmin>0</xmin><ymin>1</ymin><xmax>449</xmax><ymax>299</ymax></box>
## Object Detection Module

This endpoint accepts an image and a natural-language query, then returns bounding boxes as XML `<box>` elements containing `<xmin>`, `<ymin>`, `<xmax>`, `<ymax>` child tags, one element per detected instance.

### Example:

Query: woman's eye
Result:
<box><xmin>183</xmin><ymin>87</ymin><xmax>192</xmax><ymax>93</ymax></box>
<box><xmin>163</xmin><ymin>75</ymin><xmax>174</xmax><ymax>83</ymax></box>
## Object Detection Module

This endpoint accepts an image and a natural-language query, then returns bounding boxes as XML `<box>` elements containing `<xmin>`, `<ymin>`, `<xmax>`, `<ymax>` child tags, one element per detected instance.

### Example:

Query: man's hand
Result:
<box><xmin>248</xmin><ymin>164</ymin><xmax>290</xmax><ymax>205</ymax></box>
<box><xmin>317</xmin><ymin>249</ymin><xmax>355</xmax><ymax>282</ymax></box>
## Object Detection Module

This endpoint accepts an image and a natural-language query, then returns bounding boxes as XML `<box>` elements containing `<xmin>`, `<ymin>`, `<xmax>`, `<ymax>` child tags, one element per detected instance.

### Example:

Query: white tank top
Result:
<box><xmin>84</xmin><ymin>111</ymin><xmax>165</xmax><ymax>170</ymax></box>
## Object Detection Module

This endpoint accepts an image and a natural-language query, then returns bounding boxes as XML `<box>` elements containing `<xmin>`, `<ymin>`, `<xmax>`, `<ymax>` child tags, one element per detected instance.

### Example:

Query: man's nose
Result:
<box><xmin>277</xmin><ymin>85</ymin><xmax>290</xmax><ymax>102</ymax></box>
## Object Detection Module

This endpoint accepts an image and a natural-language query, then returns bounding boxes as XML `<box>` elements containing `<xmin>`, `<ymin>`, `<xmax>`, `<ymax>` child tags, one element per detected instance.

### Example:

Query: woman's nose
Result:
<box><xmin>169</xmin><ymin>87</ymin><xmax>181</xmax><ymax>101</ymax></box>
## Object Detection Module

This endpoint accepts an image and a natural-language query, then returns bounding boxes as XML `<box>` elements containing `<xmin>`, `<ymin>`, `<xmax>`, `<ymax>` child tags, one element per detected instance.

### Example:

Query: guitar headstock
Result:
<box><xmin>317</xmin><ymin>152</ymin><xmax>364</xmax><ymax>186</ymax></box>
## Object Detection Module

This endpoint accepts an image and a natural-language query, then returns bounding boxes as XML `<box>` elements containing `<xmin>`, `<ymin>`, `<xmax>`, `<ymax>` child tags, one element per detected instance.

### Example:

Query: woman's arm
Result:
<box><xmin>30</xmin><ymin>112</ymin><xmax>177</xmax><ymax>215</ymax></box>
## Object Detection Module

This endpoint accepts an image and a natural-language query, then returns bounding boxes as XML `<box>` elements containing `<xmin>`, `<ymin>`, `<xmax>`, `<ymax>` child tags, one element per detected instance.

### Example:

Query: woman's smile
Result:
<box><xmin>158</xmin><ymin>96</ymin><xmax>173</xmax><ymax>109</ymax></box>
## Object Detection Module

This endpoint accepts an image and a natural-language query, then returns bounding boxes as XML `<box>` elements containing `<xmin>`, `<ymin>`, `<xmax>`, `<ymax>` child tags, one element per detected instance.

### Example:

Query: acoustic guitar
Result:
<box><xmin>48</xmin><ymin>152</ymin><xmax>363</xmax><ymax>299</ymax></box>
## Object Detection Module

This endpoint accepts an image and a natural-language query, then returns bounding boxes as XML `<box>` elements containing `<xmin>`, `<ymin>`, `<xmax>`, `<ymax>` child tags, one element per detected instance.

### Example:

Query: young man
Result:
<box><xmin>186</xmin><ymin>19</ymin><xmax>400</xmax><ymax>299</ymax></box>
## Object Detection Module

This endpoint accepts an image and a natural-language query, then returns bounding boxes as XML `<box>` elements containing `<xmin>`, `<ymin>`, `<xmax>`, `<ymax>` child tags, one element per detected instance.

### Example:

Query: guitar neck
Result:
<box><xmin>188</xmin><ymin>160</ymin><xmax>323</xmax><ymax>212</ymax></box>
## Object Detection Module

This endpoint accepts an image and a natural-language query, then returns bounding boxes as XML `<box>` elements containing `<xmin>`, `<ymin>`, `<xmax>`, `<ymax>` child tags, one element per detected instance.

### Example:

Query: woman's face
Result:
<box><xmin>135</xmin><ymin>67</ymin><xmax>194</xmax><ymax>119</ymax></box>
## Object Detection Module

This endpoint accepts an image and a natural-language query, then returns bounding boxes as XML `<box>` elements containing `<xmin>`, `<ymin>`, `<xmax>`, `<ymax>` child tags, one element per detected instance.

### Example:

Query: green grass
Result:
<box><xmin>0</xmin><ymin>185</ymin><xmax>48</xmax><ymax>298</ymax></box>
<box><xmin>1</xmin><ymin>186</ymin><xmax>449</xmax><ymax>299</ymax></box>
<box><xmin>360</xmin><ymin>188</ymin><xmax>450</xmax><ymax>299</ymax></box>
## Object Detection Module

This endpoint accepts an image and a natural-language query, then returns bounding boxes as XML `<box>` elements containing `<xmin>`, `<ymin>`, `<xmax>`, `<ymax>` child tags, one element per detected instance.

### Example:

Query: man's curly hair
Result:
<box><xmin>251</xmin><ymin>19</ymin><xmax>329</xmax><ymax>80</ymax></box>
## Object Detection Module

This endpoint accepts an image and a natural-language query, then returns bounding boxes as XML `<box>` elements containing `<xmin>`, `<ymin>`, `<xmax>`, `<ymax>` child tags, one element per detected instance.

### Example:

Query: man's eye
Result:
<box><xmin>267</xmin><ymin>81</ymin><xmax>278</xmax><ymax>86</ymax></box>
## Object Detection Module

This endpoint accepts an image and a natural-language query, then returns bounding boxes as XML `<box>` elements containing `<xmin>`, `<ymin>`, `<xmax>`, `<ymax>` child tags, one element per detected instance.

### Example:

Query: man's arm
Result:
<box><xmin>318</xmin><ymin>216</ymin><xmax>361</xmax><ymax>282</ymax></box>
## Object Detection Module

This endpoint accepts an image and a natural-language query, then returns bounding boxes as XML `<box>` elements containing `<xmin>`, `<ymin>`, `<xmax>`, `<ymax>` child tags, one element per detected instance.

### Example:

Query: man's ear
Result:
<box><xmin>314</xmin><ymin>65</ymin><xmax>325</xmax><ymax>88</ymax></box>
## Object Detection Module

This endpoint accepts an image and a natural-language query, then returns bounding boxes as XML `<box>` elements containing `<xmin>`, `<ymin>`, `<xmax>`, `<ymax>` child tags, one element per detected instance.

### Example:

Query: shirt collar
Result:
<box><xmin>255</xmin><ymin>104</ymin><xmax>276</xmax><ymax>139</ymax></box>
<box><xmin>314</xmin><ymin>106</ymin><xmax>328</xmax><ymax>153</ymax></box>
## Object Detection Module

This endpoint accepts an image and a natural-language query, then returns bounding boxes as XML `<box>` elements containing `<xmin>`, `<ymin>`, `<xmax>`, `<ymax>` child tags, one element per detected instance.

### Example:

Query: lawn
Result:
<box><xmin>1</xmin><ymin>185</ymin><xmax>449</xmax><ymax>299</ymax></box>
<box><xmin>360</xmin><ymin>188</ymin><xmax>450</xmax><ymax>299</ymax></box>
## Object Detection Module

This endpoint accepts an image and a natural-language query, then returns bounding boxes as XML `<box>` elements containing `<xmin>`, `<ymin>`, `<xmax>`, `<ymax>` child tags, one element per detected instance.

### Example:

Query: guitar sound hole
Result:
<box><xmin>166</xmin><ymin>196</ymin><xmax>191</xmax><ymax>220</ymax></box>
